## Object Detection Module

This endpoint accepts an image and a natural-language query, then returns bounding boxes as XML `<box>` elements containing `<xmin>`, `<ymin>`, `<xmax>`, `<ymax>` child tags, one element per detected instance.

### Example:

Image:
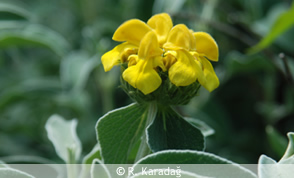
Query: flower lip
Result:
<box><xmin>138</xmin><ymin>31</ymin><xmax>163</xmax><ymax>59</ymax></box>
<box><xmin>112</xmin><ymin>19</ymin><xmax>152</xmax><ymax>46</ymax></box>
<box><xmin>122</xmin><ymin>31</ymin><xmax>165</xmax><ymax>95</ymax></box>
<box><xmin>101</xmin><ymin>42</ymin><xmax>137</xmax><ymax>72</ymax></box>
<box><xmin>163</xmin><ymin>24</ymin><xmax>196</xmax><ymax>51</ymax></box>
<box><xmin>194</xmin><ymin>32</ymin><xmax>219</xmax><ymax>61</ymax></box>
<box><xmin>147</xmin><ymin>13</ymin><xmax>173</xmax><ymax>46</ymax></box>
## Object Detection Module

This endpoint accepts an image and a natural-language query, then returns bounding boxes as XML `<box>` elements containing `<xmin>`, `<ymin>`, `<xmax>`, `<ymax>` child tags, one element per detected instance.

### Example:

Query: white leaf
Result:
<box><xmin>45</xmin><ymin>114</ymin><xmax>82</xmax><ymax>163</ymax></box>
<box><xmin>258</xmin><ymin>154</ymin><xmax>294</xmax><ymax>178</ymax></box>
<box><xmin>0</xmin><ymin>168</ymin><xmax>34</xmax><ymax>178</ymax></box>
<box><xmin>90</xmin><ymin>159</ymin><xmax>111</xmax><ymax>178</ymax></box>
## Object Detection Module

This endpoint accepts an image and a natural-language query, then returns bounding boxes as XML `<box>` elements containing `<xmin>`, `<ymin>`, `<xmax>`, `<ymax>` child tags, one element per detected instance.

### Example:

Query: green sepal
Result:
<box><xmin>120</xmin><ymin>64</ymin><xmax>201</xmax><ymax>105</ymax></box>
<box><xmin>147</xmin><ymin>106</ymin><xmax>205</xmax><ymax>152</ymax></box>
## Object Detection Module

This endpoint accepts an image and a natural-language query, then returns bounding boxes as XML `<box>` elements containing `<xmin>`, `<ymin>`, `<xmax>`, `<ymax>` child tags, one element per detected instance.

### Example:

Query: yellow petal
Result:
<box><xmin>101</xmin><ymin>42</ymin><xmax>137</xmax><ymax>72</ymax></box>
<box><xmin>112</xmin><ymin>19</ymin><xmax>152</xmax><ymax>46</ymax></box>
<box><xmin>147</xmin><ymin>13</ymin><xmax>173</xmax><ymax>46</ymax></box>
<box><xmin>123</xmin><ymin>60</ymin><xmax>161</xmax><ymax>95</ymax></box>
<box><xmin>163</xmin><ymin>24</ymin><xmax>196</xmax><ymax>51</ymax></box>
<box><xmin>190</xmin><ymin>51</ymin><xmax>206</xmax><ymax>87</ymax></box>
<box><xmin>199</xmin><ymin>57</ymin><xmax>219</xmax><ymax>92</ymax></box>
<box><xmin>168</xmin><ymin>50</ymin><xmax>203</xmax><ymax>86</ymax></box>
<box><xmin>138</xmin><ymin>31</ymin><xmax>163</xmax><ymax>59</ymax></box>
<box><xmin>194</xmin><ymin>32</ymin><xmax>219</xmax><ymax>61</ymax></box>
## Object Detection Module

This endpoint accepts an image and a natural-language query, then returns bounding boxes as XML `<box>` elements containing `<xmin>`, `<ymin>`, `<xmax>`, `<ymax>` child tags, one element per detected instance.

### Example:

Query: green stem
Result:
<box><xmin>66</xmin><ymin>148</ymin><xmax>77</xmax><ymax>178</ymax></box>
<box><xmin>67</xmin><ymin>164</ymin><xmax>77</xmax><ymax>178</ymax></box>
<box><xmin>135</xmin><ymin>102</ymin><xmax>158</xmax><ymax>162</ymax></box>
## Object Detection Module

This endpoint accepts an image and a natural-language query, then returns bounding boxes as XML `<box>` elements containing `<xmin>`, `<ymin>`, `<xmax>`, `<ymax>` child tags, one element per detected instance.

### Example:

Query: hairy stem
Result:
<box><xmin>135</xmin><ymin>102</ymin><xmax>157</xmax><ymax>162</ymax></box>
<box><xmin>67</xmin><ymin>148</ymin><xmax>77</xmax><ymax>178</ymax></box>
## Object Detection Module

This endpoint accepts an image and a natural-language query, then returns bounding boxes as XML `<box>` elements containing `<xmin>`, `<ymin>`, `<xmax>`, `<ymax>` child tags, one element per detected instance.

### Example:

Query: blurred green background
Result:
<box><xmin>0</xmin><ymin>0</ymin><xmax>293</xmax><ymax>164</ymax></box>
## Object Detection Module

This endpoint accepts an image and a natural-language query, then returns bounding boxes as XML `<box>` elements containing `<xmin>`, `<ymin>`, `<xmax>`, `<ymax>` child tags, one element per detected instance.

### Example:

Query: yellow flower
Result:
<box><xmin>123</xmin><ymin>31</ymin><xmax>165</xmax><ymax>95</ymax></box>
<box><xmin>163</xmin><ymin>26</ymin><xmax>219</xmax><ymax>92</ymax></box>
<box><xmin>101</xmin><ymin>13</ymin><xmax>219</xmax><ymax>95</ymax></box>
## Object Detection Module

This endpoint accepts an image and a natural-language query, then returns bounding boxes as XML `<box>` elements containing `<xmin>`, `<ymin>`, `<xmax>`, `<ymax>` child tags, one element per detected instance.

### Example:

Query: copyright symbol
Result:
<box><xmin>116</xmin><ymin>167</ymin><xmax>125</xmax><ymax>176</ymax></box>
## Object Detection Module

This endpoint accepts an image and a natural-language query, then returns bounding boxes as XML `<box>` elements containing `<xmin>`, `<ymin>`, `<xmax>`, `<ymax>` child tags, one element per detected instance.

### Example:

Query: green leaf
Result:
<box><xmin>0</xmin><ymin>21</ymin><xmax>27</xmax><ymax>30</ymax></box>
<box><xmin>147</xmin><ymin>106</ymin><xmax>204</xmax><ymax>152</ymax></box>
<box><xmin>60</xmin><ymin>52</ymin><xmax>101</xmax><ymax>92</ymax></box>
<box><xmin>184</xmin><ymin>117</ymin><xmax>215</xmax><ymax>137</ymax></box>
<box><xmin>134</xmin><ymin>150</ymin><xmax>256</xmax><ymax>178</ymax></box>
<box><xmin>0</xmin><ymin>2</ymin><xmax>34</xmax><ymax>20</ymax></box>
<box><xmin>225</xmin><ymin>51</ymin><xmax>275</xmax><ymax>78</ymax></box>
<box><xmin>248</xmin><ymin>2</ymin><xmax>294</xmax><ymax>54</ymax></box>
<box><xmin>45</xmin><ymin>114</ymin><xmax>82</xmax><ymax>163</ymax></box>
<box><xmin>96</xmin><ymin>103</ymin><xmax>148</xmax><ymax>164</ymax></box>
<box><xmin>0</xmin><ymin>168</ymin><xmax>34</xmax><ymax>178</ymax></box>
<box><xmin>266</xmin><ymin>126</ymin><xmax>288</xmax><ymax>158</ymax></box>
<box><xmin>91</xmin><ymin>159</ymin><xmax>111</xmax><ymax>178</ymax></box>
<box><xmin>0</xmin><ymin>24</ymin><xmax>70</xmax><ymax>56</ymax></box>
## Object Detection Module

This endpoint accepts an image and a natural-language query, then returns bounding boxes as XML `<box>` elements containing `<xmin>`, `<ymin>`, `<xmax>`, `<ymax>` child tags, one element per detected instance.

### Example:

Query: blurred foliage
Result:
<box><xmin>249</xmin><ymin>2</ymin><xmax>294</xmax><ymax>53</ymax></box>
<box><xmin>0</xmin><ymin>0</ymin><xmax>293</xmax><ymax>164</ymax></box>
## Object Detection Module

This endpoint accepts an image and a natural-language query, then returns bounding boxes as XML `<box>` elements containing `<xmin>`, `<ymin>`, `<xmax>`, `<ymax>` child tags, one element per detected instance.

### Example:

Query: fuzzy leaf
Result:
<box><xmin>147</xmin><ymin>107</ymin><xmax>204</xmax><ymax>152</ymax></box>
<box><xmin>96</xmin><ymin>103</ymin><xmax>148</xmax><ymax>164</ymax></box>
<box><xmin>45</xmin><ymin>114</ymin><xmax>82</xmax><ymax>163</ymax></box>
<box><xmin>134</xmin><ymin>150</ymin><xmax>256</xmax><ymax>178</ymax></box>
<box><xmin>0</xmin><ymin>168</ymin><xmax>34</xmax><ymax>178</ymax></box>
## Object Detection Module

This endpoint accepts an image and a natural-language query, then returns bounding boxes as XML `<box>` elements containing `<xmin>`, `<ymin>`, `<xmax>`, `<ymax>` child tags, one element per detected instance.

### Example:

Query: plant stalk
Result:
<box><xmin>134</xmin><ymin>102</ymin><xmax>157</xmax><ymax>163</ymax></box>
<box><xmin>67</xmin><ymin>148</ymin><xmax>78</xmax><ymax>178</ymax></box>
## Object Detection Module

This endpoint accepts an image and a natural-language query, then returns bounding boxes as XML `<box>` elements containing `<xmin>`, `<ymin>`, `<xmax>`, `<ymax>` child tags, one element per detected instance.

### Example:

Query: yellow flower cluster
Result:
<box><xmin>102</xmin><ymin>13</ymin><xmax>219</xmax><ymax>95</ymax></box>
